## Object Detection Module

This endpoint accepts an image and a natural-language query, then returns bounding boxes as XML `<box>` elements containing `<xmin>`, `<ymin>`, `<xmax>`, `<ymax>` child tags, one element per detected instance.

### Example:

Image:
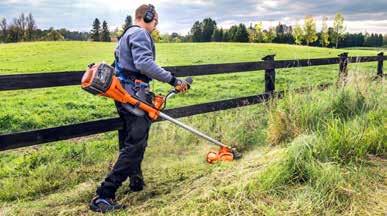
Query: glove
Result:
<box><xmin>169</xmin><ymin>76</ymin><xmax>189</xmax><ymax>93</ymax></box>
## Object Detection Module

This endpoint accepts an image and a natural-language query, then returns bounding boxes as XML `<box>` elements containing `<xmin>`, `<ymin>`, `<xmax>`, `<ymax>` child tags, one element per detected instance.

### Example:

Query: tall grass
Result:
<box><xmin>257</xmin><ymin>74</ymin><xmax>385</xmax><ymax>213</ymax></box>
<box><xmin>1</xmin><ymin>74</ymin><xmax>385</xmax><ymax>215</ymax></box>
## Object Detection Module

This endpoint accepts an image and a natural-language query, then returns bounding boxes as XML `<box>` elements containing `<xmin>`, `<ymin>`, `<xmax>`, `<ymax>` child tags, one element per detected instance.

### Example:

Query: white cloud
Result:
<box><xmin>2</xmin><ymin>0</ymin><xmax>43</xmax><ymax>5</ymax></box>
<box><xmin>0</xmin><ymin>0</ymin><xmax>386</xmax><ymax>34</ymax></box>
<box><xmin>72</xmin><ymin>0</ymin><xmax>212</xmax><ymax>11</ymax></box>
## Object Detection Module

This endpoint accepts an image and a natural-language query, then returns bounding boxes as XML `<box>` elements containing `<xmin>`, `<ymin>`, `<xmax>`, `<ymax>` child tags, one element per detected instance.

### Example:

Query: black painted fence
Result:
<box><xmin>0</xmin><ymin>52</ymin><xmax>384</xmax><ymax>151</ymax></box>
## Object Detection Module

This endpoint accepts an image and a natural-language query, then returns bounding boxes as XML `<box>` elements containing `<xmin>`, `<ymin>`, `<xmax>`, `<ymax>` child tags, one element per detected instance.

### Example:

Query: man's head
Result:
<box><xmin>135</xmin><ymin>4</ymin><xmax>158</xmax><ymax>33</ymax></box>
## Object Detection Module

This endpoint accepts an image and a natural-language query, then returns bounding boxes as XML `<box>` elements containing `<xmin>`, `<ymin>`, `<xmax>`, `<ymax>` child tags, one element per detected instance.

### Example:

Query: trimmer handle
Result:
<box><xmin>174</xmin><ymin>76</ymin><xmax>193</xmax><ymax>93</ymax></box>
<box><xmin>167</xmin><ymin>77</ymin><xmax>193</xmax><ymax>99</ymax></box>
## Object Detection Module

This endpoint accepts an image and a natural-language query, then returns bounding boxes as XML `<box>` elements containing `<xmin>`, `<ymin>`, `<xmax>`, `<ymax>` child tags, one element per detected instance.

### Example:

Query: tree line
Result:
<box><xmin>186</xmin><ymin>14</ymin><xmax>384</xmax><ymax>48</ymax></box>
<box><xmin>0</xmin><ymin>13</ymin><xmax>89</xmax><ymax>43</ymax></box>
<box><xmin>2</xmin><ymin>13</ymin><xmax>386</xmax><ymax>48</ymax></box>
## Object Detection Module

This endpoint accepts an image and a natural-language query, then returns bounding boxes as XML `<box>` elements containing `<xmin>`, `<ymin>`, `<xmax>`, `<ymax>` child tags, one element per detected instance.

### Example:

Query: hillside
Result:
<box><xmin>0</xmin><ymin>42</ymin><xmax>386</xmax><ymax>215</ymax></box>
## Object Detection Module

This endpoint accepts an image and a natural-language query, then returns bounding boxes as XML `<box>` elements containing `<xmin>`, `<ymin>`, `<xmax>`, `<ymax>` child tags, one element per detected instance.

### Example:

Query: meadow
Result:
<box><xmin>0</xmin><ymin>42</ymin><xmax>385</xmax><ymax>134</ymax></box>
<box><xmin>0</xmin><ymin>42</ymin><xmax>386</xmax><ymax>215</ymax></box>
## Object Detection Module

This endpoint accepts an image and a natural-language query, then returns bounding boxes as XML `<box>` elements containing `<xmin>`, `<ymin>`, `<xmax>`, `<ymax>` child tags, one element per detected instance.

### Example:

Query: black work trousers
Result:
<box><xmin>96</xmin><ymin>101</ymin><xmax>152</xmax><ymax>199</ymax></box>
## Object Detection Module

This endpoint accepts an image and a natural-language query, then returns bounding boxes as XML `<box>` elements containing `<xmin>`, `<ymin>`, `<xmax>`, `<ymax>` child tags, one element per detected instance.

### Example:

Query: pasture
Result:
<box><xmin>0</xmin><ymin>42</ymin><xmax>385</xmax><ymax>215</ymax></box>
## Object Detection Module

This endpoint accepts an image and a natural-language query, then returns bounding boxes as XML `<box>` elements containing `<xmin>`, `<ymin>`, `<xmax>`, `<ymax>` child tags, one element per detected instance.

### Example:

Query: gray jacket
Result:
<box><xmin>115</xmin><ymin>26</ymin><xmax>173</xmax><ymax>83</ymax></box>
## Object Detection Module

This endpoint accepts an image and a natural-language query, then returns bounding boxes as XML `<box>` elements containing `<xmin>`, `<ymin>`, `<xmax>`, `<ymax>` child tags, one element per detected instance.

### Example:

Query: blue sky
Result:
<box><xmin>1</xmin><ymin>0</ymin><xmax>387</xmax><ymax>34</ymax></box>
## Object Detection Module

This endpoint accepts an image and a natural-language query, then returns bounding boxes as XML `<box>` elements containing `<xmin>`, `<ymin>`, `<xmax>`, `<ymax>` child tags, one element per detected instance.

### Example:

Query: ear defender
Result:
<box><xmin>143</xmin><ymin>4</ymin><xmax>155</xmax><ymax>23</ymax></box>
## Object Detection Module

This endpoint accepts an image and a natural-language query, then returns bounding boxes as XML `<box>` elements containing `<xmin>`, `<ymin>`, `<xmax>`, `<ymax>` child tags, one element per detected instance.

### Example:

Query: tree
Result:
<box><xmin>8</xmin><ymin>13</ymin><xmax>27</xmax><ymax>42</ymax></box>
<box><xmin>222</xmin><ymin>30</ymin><xmax>230</xmax><ymax>42</ymax></box>
<box><xmin>43</xmin><ymin>28</ymin><xmax>64</xmax><ymax>41</ymax></box>
<box><xmin>234</xmin><ymin>24</ymin><xmax>249</xmax><ymax>42</ymax></box>
<box><xmin>170</xmin><ymin>33</ymin><xmax>182</xmax><ymax>43</ymax></box>
<box><xmin>181</xmin><ymin>34</ymin><xmax>192</xmax><ymax>42</ymax></box>
<box><xmin>101</xmin><ymin>21</ymin><xmax>111</xmax><ymax>42</ymax></box>
<box><xmin>320</xmin><ymin>16</ymin><xmax>329</xmax><ymax>47</ymax></box>
<box><xmin>378</xmin><ymin>34</ymin><xmax>383</xmax><ymax>47</ymax></box>
<box><xmin>248</xmin><ymin>22</ymin><xmax>264</xmax><ymax>43</ymax></box>
<box><xmin>293</xmin><ymin>23</ymin><xmax>304</xmax><ymax>45</ymax></box>
<box><xmin>263</xmin><ymin>27</ymin><xmax>276</xmax><ymax>43</ymax></box>
<box><xmin>122</xmin><ymin>15</ymin><xmax>133</xmax><ymax>32</ymax></box>
<box><xmin>190</xmin><ymin>21</ymin><xmax>202</xmax><ymax>42</ymax></box>
<box><xmin>228</xmin><ymin>25</ymin><xmax>239</xmax><ymax>42</ymax></box>
<box><xmin>341</xmin><ymin>33</ymin><xmax>365</xmax><ymax>47</ymax></box>
<box><xmin>211</xmin><ymin>28</ymin><xmax>223</xmax><ymax>42</ymax></box>
<box><xmin>16</xmin><ymin>13</ymin><xmax>27</xmax><ymax>40</ymax></box>
<box><xmin>0</xmin><ymin>17</ymin><xmax>7</xmax><ymax>42</ymax></box>
<box><xmin>90</xmin><ymin>18</ymin><xmax>101</xmax><ymax>41</ymax></box>
<box><xmin>201</xmin><ymin>18</ymin><xmax>216</xmax><ymax>42</ymax></box>
<box><xmin>303</xmin><ymin>16</ymin><xmax>318</xmax><ymax>46</ymax></box>
<box><xmin>26</xmin><ymin>13</ymin><xmax>36</xmax><ymax>41</ymax></box>
<box><xmin>333</xmin><ymin>13</ymin><xmax>345</xmax><ymax>48</ymax></box>
<box><xmin>8</xmin><ymin>18</ymin><xmax>23</xmax><ymax>42</ymax></box>
<box><xmin>248</xmin><ymin>27</ymin><xmax>255</xmax><ymax>43</ymax></box>
<box><xmin>273</xmin><ymin>23</ymin><xmax>294</xmax><ymax>44</ymax></box>
<box><xmin>151</xmin><ymin>29</ymin><xmax>161</xmax><ymax>42</ymax></box>
<box><xmin>160</xmin><ymin>33</ymin><xmax>171</xmax><ymax>43</ymax></box>
<box><xmin>384</xmin><ymin>34</ymin><xmax>387</xmax><ymax>46</ymax></box>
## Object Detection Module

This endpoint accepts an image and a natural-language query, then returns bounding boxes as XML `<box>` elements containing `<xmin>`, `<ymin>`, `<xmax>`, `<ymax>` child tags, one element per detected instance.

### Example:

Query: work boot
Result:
<box><xmin>89</xmin><ymin>196</ymin><xmax>126</xmax><ymax>213</ymax></box>
<box><xmin>129</xmin><ymin>174</ymin><xmax>145</xmax><ymax>192</ymax></box>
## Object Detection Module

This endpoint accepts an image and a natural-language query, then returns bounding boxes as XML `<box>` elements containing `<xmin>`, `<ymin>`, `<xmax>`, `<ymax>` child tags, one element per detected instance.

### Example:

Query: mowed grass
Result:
<box><xmin>0</xmin><ymin>42</ymin><xmax>384</xmax><ymax>134</ymax></box>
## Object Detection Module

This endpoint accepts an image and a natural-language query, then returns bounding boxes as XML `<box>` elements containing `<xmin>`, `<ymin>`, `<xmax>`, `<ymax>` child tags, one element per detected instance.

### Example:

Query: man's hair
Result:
<box><xmin>135</xmin><ymin>4</ymin><xmax>156</xmax><ymax>20</ymax></box>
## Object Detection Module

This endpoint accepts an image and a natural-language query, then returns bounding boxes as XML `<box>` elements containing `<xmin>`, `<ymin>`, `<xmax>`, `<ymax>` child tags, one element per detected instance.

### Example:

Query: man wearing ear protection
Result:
<box><xmin>90</xmin><ymin>4</ymin><xmax>189</xmax><ymax>213</ymax></box>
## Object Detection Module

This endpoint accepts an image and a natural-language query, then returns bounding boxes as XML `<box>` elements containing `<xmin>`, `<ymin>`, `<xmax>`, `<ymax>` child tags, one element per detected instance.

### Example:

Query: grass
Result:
<box><xmin>0</xmin><ymin>42</ymin><xmax>384</xmax><ymax>134</ymax></box>
<box><xmin>0</xmin><ymin>42</ymin><xmax>386</xmax><ymax>215</ymax></box>
<box><xmin>0</xmin><ymin>75</ymin><xmax>385</xmax><ymax>215</ymax></box>
<box><xmin>343</xmin><ymin>46</ymin><xmax>386</xmax><ymax>51</ymax></box>
<box><xmin>0</xmin><ymin>42</ymin><xmax>381</xmax><ymax>75</ymax></box>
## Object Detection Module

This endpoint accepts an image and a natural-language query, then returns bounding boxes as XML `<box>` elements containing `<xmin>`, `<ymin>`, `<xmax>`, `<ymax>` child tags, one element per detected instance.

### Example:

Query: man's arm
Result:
<box><xmin>130</xmin><ymin>29</ymin><xmax>175</xmax><ymax>85</ymax></box>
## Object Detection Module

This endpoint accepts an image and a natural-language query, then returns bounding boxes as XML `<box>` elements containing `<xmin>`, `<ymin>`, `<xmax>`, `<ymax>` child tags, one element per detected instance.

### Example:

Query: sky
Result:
<box><xmin>1</xmin><ymin>0</ymin><xmax>387</xmax><ymax>35</ymax></box>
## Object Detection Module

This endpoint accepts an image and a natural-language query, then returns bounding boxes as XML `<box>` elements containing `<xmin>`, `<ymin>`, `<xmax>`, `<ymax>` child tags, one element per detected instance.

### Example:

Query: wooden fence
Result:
<box><xmin>0</xmin><ymin>52</ymin><xmax>384</xmax><ymax>151</ymax></box>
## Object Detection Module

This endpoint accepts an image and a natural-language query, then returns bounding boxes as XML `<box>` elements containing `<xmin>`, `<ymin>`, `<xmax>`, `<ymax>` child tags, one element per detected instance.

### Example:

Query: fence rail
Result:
<box><xmin>0</xmin><ymin>54</ymin><xmax>385</xmax><ymax>91</ymax></box>
<box><xmin>0</xmin><ymin>52</ymin><xmax>384</xmax><ymax>151</ymax></box>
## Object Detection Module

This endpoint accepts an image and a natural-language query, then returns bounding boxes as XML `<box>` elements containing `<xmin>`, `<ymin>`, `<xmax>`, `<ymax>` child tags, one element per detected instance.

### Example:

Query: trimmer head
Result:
<box><xmin>206</xmin><ymin>146</ymin><xmax>242</xmax><ymax>164</ymax></box>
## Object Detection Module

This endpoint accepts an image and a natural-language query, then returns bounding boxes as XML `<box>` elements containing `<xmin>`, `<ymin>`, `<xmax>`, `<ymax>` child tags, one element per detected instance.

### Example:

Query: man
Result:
<box><xmin>90</xmin><ymin>4</ymin><xmax>189</xmax><ymax>213</ymax></box>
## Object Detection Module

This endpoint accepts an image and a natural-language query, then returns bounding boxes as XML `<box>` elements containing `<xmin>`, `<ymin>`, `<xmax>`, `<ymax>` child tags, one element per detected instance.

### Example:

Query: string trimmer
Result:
<box><xmin>81</xmin><ymin>63</ymin><xmax>242</xmax><ymax>163</ymax></box>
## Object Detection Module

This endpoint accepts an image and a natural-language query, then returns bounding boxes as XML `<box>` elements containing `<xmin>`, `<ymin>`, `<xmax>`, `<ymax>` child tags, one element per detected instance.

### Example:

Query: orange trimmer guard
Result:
<box><xmin>206</xmin><ymin>146</ymin><xmax>234</xmax><ymax>164</ymax></box>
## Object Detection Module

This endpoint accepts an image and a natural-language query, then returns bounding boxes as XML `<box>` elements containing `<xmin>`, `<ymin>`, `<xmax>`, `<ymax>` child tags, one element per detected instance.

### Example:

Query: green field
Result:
<box><xmin>0</xmin><ymin>42</ymin><xmax>384</xmax><ymax>134</ymax></box>
<box><xmin>0</xmin><ymin>42</ymin><xmax>386</xmax><ymax>215</ymax></box>
<box><xmin>0</xmin><ymin>42</ymin><xmax>383</xmax><ymax>75</ymax></box>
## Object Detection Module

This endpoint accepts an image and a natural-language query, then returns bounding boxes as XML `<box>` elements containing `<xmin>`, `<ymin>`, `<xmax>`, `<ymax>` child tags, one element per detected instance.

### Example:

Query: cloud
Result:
<box><xmin>0</xmin><ymin>0</ymin><xmax>386</xmax><ymax>34</ymax></box>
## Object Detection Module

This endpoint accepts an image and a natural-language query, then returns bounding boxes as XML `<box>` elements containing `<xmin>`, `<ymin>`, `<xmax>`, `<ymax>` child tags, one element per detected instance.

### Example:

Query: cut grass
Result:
<box><xmin>0</xmin><ymin>74</ymin><xmax>385</xmax><ymax>215</ymax></box>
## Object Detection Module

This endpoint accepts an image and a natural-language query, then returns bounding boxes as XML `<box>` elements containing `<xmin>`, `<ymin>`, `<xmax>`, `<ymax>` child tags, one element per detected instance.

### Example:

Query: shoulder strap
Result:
<box><xmin>112</xmin><ymin>25</ymin><xmax>141</xmax><ymax>67</ymax></box>
<box><xmin>118</xmin><ymin>25</ymin><xmax>141</xmax><ymax>40</ymax></box>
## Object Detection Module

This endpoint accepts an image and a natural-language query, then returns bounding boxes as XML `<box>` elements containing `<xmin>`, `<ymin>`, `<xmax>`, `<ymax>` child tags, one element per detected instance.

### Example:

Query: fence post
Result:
<box><xmin>338</xmin><ymin>52</ymin><xmax>348</xmax><ymax>84</ymax></box>
<box><xmin>377</xmin><ymin>52</ymin><xmax>384</xmax><ymax>78</ymax></box>
<box><xmin>262</xmin><ymin>54</ymin><xmax>276</xmax><ymax>93</ymax></box>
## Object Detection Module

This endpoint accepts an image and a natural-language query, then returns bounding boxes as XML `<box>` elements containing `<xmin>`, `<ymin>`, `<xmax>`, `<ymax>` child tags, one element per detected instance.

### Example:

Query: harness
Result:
<box><xmin>113</xmin><ymin>25</ymin><xmax>151</xmax><ymax>85</ymax></box>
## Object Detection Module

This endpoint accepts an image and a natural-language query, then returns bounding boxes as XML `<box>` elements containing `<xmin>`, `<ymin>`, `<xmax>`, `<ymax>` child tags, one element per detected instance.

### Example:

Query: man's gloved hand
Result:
<box><xmin>169</xmin><ymin>76</ymin><xmax>189</xmax><ymax>93</ymax></box>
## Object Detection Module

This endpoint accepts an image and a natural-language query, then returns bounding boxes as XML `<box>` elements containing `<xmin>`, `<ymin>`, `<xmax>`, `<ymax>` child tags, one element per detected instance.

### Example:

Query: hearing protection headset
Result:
<box><xmin>143</xmin><ymin>4</ymin><xmax>155</xmax><ymax>23</ymax></box>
